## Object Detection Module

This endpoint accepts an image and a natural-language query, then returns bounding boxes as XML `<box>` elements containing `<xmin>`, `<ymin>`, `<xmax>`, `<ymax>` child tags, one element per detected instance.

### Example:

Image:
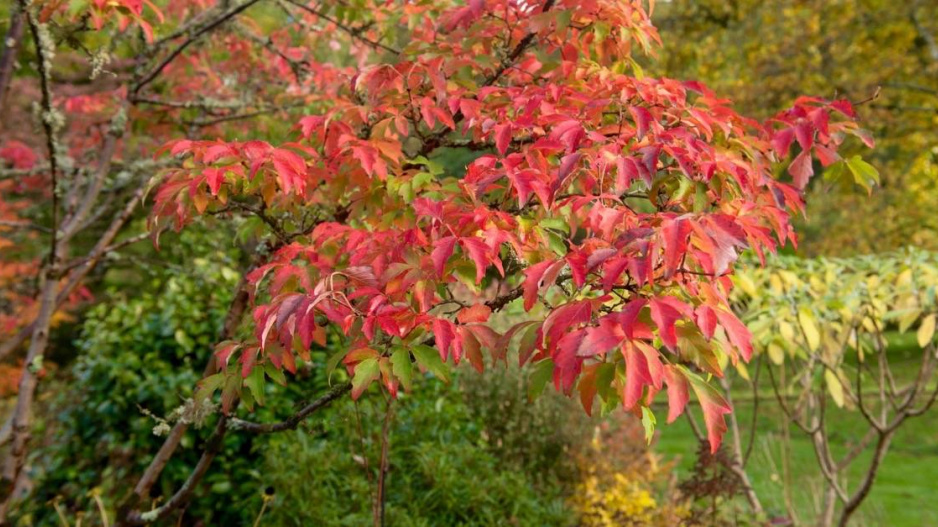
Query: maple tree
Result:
<box><xmin>148</xmin><ymin>0</ymin><xmax>871</xmax><ymax>498</ymax></box>
<box><xmin>0</xmin><ymin>0</ymin><xmax>875</xmax><ymax>522</ymax></box>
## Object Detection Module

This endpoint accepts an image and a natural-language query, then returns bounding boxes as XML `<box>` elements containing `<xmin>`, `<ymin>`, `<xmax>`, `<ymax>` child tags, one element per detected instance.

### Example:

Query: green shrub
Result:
<box><xmin>260</xmin><ymin>374</ymin><xmax>575</xmax><ymax>526</ymax></box>
<box><xmin>11</xmin><ymin>229</ymin><xmax>264</xmax><ymax>525</ymax></box>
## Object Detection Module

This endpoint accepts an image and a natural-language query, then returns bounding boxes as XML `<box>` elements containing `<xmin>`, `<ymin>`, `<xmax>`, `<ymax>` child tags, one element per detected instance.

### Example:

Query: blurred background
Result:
<box><xmin>1</xmin><ymin>0</ymin><xmax>937</xmax><ymax>525</ymax></box>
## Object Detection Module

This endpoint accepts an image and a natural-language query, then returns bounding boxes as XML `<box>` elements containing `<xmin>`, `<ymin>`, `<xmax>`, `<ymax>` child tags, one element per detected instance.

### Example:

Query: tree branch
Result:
<box><xmin>132</xmin><ymin>0</ymin><xmax>264</xmax><ymax>96</ymax></box>
<box><xmin>228</xmin><ymin>382</ymin><xmax>352</xmax><ymax>434</ymax></box>
<box><xmin>121</xmin><ymin>416</ymin><xmax>230</xmax><ymax>525</ymax></box>
<box><xmin>281</xmin><ymin>0</ymin><xmax>400</xmax><ymax>54</ymax></box>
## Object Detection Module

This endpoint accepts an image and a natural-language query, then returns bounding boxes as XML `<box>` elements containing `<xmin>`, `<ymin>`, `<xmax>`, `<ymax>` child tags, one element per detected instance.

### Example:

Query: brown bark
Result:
<box><xmin>719</xmin><ymin>376</ymin><xmax>763</xmax><ymax>515</ymax></box>
<box><xmin>0</xmin><ymin>264</ymin><xmax>61</xmax><ymax>520</ymax></box>
<box><xmin>837</xmin><ymin>432</ymin><xmax>894</xmax><ymax>527</ymax></box>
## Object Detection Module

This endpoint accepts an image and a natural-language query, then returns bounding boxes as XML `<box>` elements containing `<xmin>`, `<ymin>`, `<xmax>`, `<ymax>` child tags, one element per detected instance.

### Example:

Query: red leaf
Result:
<box><xmin>460</xmin><ymin>237</ymin><xmax>493</xmax><ymax>284</ymax></box>
<box><xmin>495</xmin><ymin>123</ymin><xmax>512</xmax><ymax>155</ymax></box>
<box><xmin>629</xmin><ymin>106</ymin><xmax>652</xmax><ymax>139</ymax></box>
<box><xmin>814</xmin><ymin>144</ymin><xmax>839</xmax><ymax>167</ymax></box>
<box><xmin>457</xmin><ymin>303</ymin><xmax>492</xmax><ymax>324</ymax></box>
<box><xmin>622</xmin><ymin>341</ymin><xmax>652</xmax><ymax>409</ymax></box>
<box><xmin>663</xmin><ymin>365</ymin><xmax>689</xmax><ymax>424</ymax></box>
<box><xmin>433</xmin><ymin>318</ymin><xmax>457</xmax><ymax>361</ymax></box>
<box><xmin>576</xmin><ymin>320</ymin><xmax>623</xmax><ymax>357</ymax></box>
<box><xmin>794</xmin><ymin>122</ymin><xmax>814</xmax><ymax>150</ymax></box>
<box><xmin>661</xmin><ymin>217</ymin><xmax>691</xmax><ymax>280</ymax></box>
<box><xmin>554</xmin><ymin>330</ymin><xmax>585</xmax><ymax>393</ymax></box>
<box><xmin>649</xmin><ymin>296</ymin><xmax>689</xmax><ymax>351</ymax></box>
<box><xmin>788</xmin><ymin>149</ymin><xmax>814</xmax><ymax>189</ymax></box>
<box><xmin>578</xmin><ymin>364</ymin><xmax>600</xmax><ymax>416</ymax></box>
<box><xmin>615</xmin><ymin>156</ymin><xmax>640</xmax><ymax>193</ymax></box>
<box><xmin>204</xmin><ymin>168</ymin><xmax>224</xmax><ymax>196</ymax></box>
<box><xmin>495</xmin><ymin>320</ymin><xmax>538</xmax><ymax>361</ymax></box>
<box><xmin>771</xmin><ymin>127</ymin><xmax>794</xmax><ymax>158</ymax></box>
<box><xmin>634</xmin><ymin>340</ymin><xmax>664</xmax><ymax>390</ymax></box>
<box><xmin>431</xmin><ymin>236</ymin><xmax>458</xmax><ymax>277</ymax></box>
<box><xmin>566</xmin><ymin>250</ymin><xmax>588</xmax><ymax>288</ymax></box>
<box><xmin>695</xmin><ymin>304</ymin><xmax>717</xmax><ymax>340</ymax></box>
<box><xmin>459</xmin><ymin>326</ymin><xmax>484</xmax><ymax>373</ymax></box>
<box><xmin>557</xmin><ymin>152</ymin><xmax>582</xmax><ymax>182</ymax></box>
<box><xmin>714</xmin><ymin>308</ymin><xmax>753</xmax><ymax>361</ymax></box>
<box><xmin>542</xmin><ymin>300</ymin><xmax>592</xmax><ymax>351</ymax></box>
<box><xmin>687</xmin><ymin>371</ymin><xmax>732</xmax><ymax>453</ymax></box>
<box><xmin>522</xmin><ymin>259</ymin><xmax>564</xmax><ymax>311</ymax></box>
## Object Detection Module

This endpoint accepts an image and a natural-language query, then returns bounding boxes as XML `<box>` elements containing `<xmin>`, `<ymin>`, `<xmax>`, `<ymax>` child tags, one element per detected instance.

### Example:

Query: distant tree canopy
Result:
<box><xmin>653</xmin><ymin>0</ymin><xmax>938</xmax><ymax>256</ymax></box>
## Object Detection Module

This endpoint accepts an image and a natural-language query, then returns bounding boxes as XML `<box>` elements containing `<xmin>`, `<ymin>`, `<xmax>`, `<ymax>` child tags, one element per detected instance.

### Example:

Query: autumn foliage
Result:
<box><xmin>144</xmin><ymin>0</ymin><xmax>872</xmax><ymax>452</ymax></box>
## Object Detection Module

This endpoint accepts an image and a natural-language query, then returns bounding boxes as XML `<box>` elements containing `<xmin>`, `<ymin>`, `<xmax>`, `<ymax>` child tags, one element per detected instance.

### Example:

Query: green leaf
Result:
<box><xmin>412</xmin><ymin>344</ymin><xmax>450</xmax><ymax>382</ymax></box>
<box><xmin>197</xmin><ymin>373</ymin><xmax>225</xmax><ymax>401</ymax></box>
<box><xmin>538</xmin><ymin>217</ymin><xmax>570</xmax><ymax>234</ymax></box>
<box><xmin>264</xmin><ymin>361</ymin><xmax>287</xmax><ymax>386</ymax></box>
<box><xmin>351</xmin><ymin>357</ymin><xmax>380</xmax><ymax>399</ymax></box>
<box><xmin>244</xmin><ymin>366</ymin><xmax>266</xmax><ymax>408</ymax></box>
<box><xmin>326</xmin><ymin>348</ymin><xmax>346</xmax><ymax>383</ymax></box>
<box><xmin>527</xmin><ymin>359</ymin><xmax>554</xmax><ymax>401</ymax></box>
<box><xmin>390</xmin><ymin>347</ymin><xmax>414</xmax><ymax>391</ymax></box>
<box><xmin>846</xmin><ymin>155</ymin><xmax>879</xmax><ymax>193</ymax></box>
<box><xmin>693</xmin><ymin>182</ymin><xmax>708</xmax><ymax>213</ymax></box>
<box><xmin>221</xmin><ymin>369</ymin><xmax>241</xmax><ymax>413</ymax></box>
<box><xmin>641</xmin><ymin>406</ymin><xmax>657</xmax><ymax>444</ymax></box>
<box><xmin>823</xmin><ymin>160</ymin><xmax>846</xmax><ymax>182</ymax></box>
<box><xmin>398</xmin><ymin>181</ymin><xmax>414</xmax><ymax>203</ymax></box>
<box><xmin>539</xmin><ymin>227</ymin><xmax>568</xmax><ymax>256</ymax></box>
<box><xmin>174</xmin><ymin>329</ymin><xmax>194</xmax><ymax>351</ymax></box>
<box><xmin>240</xmin><ymin>384</ymin><xmax>255</xmax><ymax>411</ymax></box>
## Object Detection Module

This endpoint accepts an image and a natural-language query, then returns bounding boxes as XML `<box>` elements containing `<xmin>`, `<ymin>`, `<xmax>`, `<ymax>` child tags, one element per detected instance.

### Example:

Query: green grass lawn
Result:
<box><xmin>655</xmin><ymin>400</ymin><xmax>938</xmax><ymax>526</ymax></box>
<box><xmin>654</xmin><ymin>338</ymin><xmax>938</xmax><ymax>526</ymax></box>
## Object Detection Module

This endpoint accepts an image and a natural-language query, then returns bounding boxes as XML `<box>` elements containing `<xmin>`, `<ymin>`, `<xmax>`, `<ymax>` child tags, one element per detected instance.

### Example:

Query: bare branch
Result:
<box><xmin>228</xmin><ymin>383</ymin><xmax>352</xmax><ymax>434</ymax></box>
<box><xmin>121</xmin><ymin>416</ymin><xmax>230</xmax><ymax>525</ymax></box>
<box><xmin>132</xmin><ymin>0</ymin><xmax>265</xmax><ymax>96</ymax></box>
<box><xmin>281</xmin><ymin>0</ymin><xmax>400</xmax><ymax>54</ymax></box>
<box><xmin>0</xmin><ymin>220</ymin><xmax>51</xmax><ymax>233</ymax></box>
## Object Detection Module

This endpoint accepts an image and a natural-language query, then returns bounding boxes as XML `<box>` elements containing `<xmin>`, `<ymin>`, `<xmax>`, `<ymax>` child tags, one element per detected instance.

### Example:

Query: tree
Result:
<box><xmin>727</xmin><ymin>249</ymin><xmax>938</xmax><ymax>526</ymax></box>
<box><xmin>652</xmin><ymin>0</ymin><xmax>938</xmax><ymax>256</ymax></box>
<box><xmin>0</xmin><ymin>0</ymin><xmax>319</xmax><ymax>517</ymax></box>
<box><xmin>1</xmin><ymin>0</ymin><xmax>872</xmax><ymax>522</ymax></box>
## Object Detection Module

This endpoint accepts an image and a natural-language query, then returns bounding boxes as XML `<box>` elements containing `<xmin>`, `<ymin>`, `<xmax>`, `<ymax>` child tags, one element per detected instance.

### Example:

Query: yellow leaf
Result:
<box><xmin>769</xmin><ymin>274</ymin><xmax>784</xmax><ymax>294</ymax></box>
<box><xmin>767</xmin><ymin>342</ymin><xmax>785</xmax><ymax>365</ymax></box>
<box><xmin>798</xmin><ymin>308</ymin><xmax>821</xmax><ymax>351</ymax></box>
<box><xmin>825</xmin><ymin>370</ymin><xmax>845</xmax><ymax>408</ymax></box>
<box><xmin>898</xmin><ymin>309</ymin><xmax>922</xmax><ymax>334</ymax></box>
<box><xmin>736</xmin><ymin>273</ymin><xmax>757</xmax><ymax>297</ymax></box>
<box><xmin>735</xmin><ymin>361</ymin><xmax>750</xmax><ymax>381</ymax></box>
<box><xmin>918</xmin><ymin>314</ymin><xmax>936</xmax><ymax>348</ymax></box>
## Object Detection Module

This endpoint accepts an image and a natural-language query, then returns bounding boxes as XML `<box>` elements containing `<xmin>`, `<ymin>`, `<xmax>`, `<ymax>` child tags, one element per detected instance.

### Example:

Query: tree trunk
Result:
<box><xmin>0</xmin><ymin>264</ymin><xmax>60</xmax><ymax>520</ymax></box>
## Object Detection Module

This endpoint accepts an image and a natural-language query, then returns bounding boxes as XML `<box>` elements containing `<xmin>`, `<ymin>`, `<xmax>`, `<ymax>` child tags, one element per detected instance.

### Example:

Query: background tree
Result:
<box><xmin>727</xmin><ymin>249</ymin><xmax>938</xmax><ymax>526</ymax></box>
<box><xmin>653</xmin><ymin>0</ymin><xmax>938</xmax><ymax>256</ymax></box>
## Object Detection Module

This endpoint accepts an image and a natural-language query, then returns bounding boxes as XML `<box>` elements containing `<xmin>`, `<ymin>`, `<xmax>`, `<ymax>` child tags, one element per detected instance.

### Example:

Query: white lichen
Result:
<box><xmin>90</xmin><ymin>49</ymin><xmax>112</xmax><ymax>80</ymax></box>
